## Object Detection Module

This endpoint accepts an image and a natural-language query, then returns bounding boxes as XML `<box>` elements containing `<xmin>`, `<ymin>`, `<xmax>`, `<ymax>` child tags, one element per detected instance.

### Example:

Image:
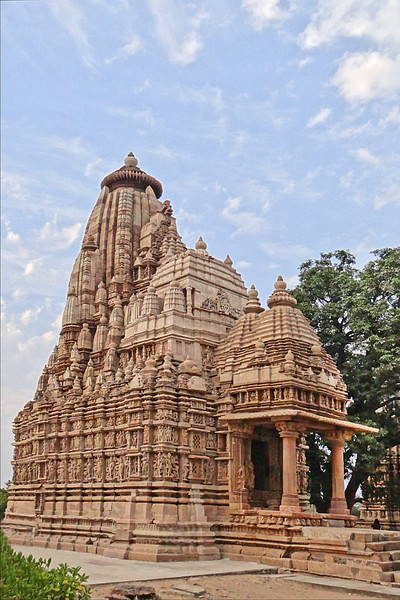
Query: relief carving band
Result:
<box><xmin>3</xmin><ymin>153</ymin><xmax>378</xmax><ymax>564</ymax></box>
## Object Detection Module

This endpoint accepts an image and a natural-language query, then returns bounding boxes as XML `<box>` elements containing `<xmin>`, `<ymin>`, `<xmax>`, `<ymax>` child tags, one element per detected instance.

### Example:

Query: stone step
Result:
<box><xmin>390</xmin><ymin>551</ymin><xmax>400</xmax><ymax>561</ymax></box>
<box><xmin>366</xmin><ymin>540</ymin><xmax>400</xmax><ymax>552</ymax></box>
<box><xmin>380</xmin><ymin>561</ymin><xmax>400</xmax><ymax>572</ymax></box>
<box><xmin>380</xmin><ymin>571</ymin><xmax>395</xmax><ymax>583</ymax></box>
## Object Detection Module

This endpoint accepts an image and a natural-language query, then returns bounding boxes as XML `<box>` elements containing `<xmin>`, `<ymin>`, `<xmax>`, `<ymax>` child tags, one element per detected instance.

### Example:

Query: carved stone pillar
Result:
<box><xmin>228</xmin><ymin>421</ymin><xmax>253</xmax><ymax>511</ymax></box>
<box><xmin>325</xmin><ymin>429</ymin><xmax>350</xmax><ymax>515</ymax></box>
<box><xmin>275</xmin><ymin>422</ymin><xmax>302</xmax><ymax>511</ymax></box>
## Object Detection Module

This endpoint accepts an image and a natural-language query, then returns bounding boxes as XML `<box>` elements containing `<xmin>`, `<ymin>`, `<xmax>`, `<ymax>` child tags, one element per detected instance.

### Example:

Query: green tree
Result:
<box><xmin>292</xmin><ymin>247</ymin><xmax>400</xmax><ymax>510</ymax></box>
<box><xmin>0</xmin><ymin>481</ymin><xmax>11</xmax><ymax>521</ymax></box>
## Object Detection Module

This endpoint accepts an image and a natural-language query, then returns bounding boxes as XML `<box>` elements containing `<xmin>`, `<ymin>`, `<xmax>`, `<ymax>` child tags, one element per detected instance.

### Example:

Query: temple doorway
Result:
<box><xmin>251</xmin><ymin>438</ymin><xmax>269</xmax><ymax>491</ymax></box>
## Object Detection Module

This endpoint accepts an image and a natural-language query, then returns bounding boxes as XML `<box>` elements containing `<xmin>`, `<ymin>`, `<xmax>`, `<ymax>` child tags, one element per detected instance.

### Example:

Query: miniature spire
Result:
<box><xmin>62</xmin><ymin>285</ymin><xmax>79</xmax><ymax>326</ymax></box>
<box><xmin>267</xmin><ymin>276</ymin><xmax>297</xmax><ymax>309</ymax></box>
<box><xmin>141</xmin><ymin>286</ymin><xmax>161</xmax><ymax>316</ymax></box>
<box><xmin>77</xmin><ymin>323</ymin><xmax>93</xmax><ymax>351</ymax></box>
<box><xmin>224</xmin><ymin>254</ymin><xmax>233</xmax><ymax>267</ymax></box>
<box><xmin>244</xmin><ymin>285</ymin><xmax>264</xmax><ymax>314</ymax></box>
<box><xmin>93</xmin><ymin>316</ymin><xmax>108</xmax><ymax>352</ymax></box>
<box><xmin>163</xmin><ymin>280</ymin><xmax>185</xmax><ymax>312</ymax></box>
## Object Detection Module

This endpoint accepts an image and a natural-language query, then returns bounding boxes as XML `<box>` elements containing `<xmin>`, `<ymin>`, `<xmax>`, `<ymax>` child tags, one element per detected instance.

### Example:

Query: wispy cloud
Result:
<box><xmin>299</xmin><ymin>0</ymin><xmax>400</xmax><ymax>52</ymax></box>
<box><xmin>374</xmin><ymin>185</ymin><xmax>400</xmax><ymax>209</ymax></box>
<box><xmin>105</xmin><ymin>35</ymin><xmax>142</xmax><ymax>64</ymax></box>
<box><xmin>222</xmin><ymin>197</ymin><xmax>266</xmax><ymax>235</ymax></box>
<box><xmin>379</xmin><ymin>106</ymin><xmax>400</xmax><ymax>127</ymax></box>
<box><xmin>350</xmin><ymin>147</ymin><xmax>380</xmax><ymax>166</ymax></box>
<box><xmin>146</xmin><ymin>0</ymin><xmax>209</xmax><ymax>65</ymax></box>
<box><xmin>242</xmin><ymin>0</ymin><xmax>287</xmax><ymax>29</ymax></box>
<box><xmin>44</xmin><ymin>135</ymin><xmax>89</xmax><ymax>156</ymax></box>
<box><xmin>39</xmin><ymin>219</ymin><xmax>83</xmax><ymax>249</ymax></box>
<box><xmin>306</xmin><ymin>107</ymin><xmax>331</xmax><ymax>128</ymax></box>
<box><xmin>176</xmin><ymin>84</ymin><xmax>225</xmax><ymax>112</ymax></box>
<box><xmin>237</xmin><ymin>260</ymin><xmax>252</xmax><ymax>269</ymax></box>
<box><xmin>1</xmin><ymin>172</ymin><xmax>30</xmax><ymax>202</ymax></box>
<box><xmin>261</xmin><ymin>241</ymin><xmax>311</xmax><ymax>260</ymax></box>
<box><xmin>46</xmin><ymin>0</ymin><xmax>96</xmax><ymax>69</ymax></box>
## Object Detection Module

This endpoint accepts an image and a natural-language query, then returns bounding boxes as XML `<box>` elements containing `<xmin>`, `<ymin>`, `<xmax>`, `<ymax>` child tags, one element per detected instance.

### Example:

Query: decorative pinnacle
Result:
<box><xmin>244</xmin><ymin>284</ymin><xmax>264</xmax><ymax>314</ymax></box>
<box><xmin>195</xmin><ymin>236</ymin><xmax>207</xmax><ymax>251</ymax></box>
<box><xmin>124</xmin><ymin>152</ymin><xmax>138</xmax><ymax>169</ymax></box>
<box><xmin>267</xmin><ymin>276</ymin><xmax>297</xmax><ymax>309</ymax></box>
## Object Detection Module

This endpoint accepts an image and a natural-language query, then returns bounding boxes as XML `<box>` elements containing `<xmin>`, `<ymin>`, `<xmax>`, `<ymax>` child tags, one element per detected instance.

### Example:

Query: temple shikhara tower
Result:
<box><xmin>5</xmin><ymin>154</ymin><xmax>400</xmax><ymax>583</ymax></box>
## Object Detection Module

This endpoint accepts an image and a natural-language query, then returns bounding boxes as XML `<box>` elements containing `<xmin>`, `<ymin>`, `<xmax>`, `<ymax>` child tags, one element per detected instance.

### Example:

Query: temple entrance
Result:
<box><xmin>251</xmin><ymin>439</ymin><xmax>269</xmax><ymax>491</ymax></box>
<box><xmin>246</xmin><ymin>426</ymin><xmax>282</xmax><ymax>510</ymax></box>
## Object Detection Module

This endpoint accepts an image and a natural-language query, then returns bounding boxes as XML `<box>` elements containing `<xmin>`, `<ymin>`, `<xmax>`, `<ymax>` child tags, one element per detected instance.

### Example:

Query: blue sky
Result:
<box><xmin>1</xmin><ymin>0</ymin><xmax>400</xmax><ymax>484</ymax></box>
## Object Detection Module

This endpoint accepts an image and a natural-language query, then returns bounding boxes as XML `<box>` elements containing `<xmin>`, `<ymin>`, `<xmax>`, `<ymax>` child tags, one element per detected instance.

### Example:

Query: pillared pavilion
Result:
<box><xmin>6</xmin><ymin>154</ymin><xmax>398</xmax><ymax>583</ymax></box>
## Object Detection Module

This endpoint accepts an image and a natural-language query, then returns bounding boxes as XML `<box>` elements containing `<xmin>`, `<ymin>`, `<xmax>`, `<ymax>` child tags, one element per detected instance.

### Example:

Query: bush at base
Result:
<box><xmin>0</xmin><ymin>531</ymin><xmax>91</xmax><ymax>600</ymax></box>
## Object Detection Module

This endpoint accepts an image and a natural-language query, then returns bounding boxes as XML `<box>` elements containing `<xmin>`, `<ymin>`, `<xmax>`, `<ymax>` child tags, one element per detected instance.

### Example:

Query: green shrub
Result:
<box><xmin>0</xmin><ymin>482</ymin><xmax>10</xmax><ymax>521</ymax></box>
<box><xmin>0</xmin><ymin>531</ymin><xmax>91</xmax><ymax>599</ymax></box>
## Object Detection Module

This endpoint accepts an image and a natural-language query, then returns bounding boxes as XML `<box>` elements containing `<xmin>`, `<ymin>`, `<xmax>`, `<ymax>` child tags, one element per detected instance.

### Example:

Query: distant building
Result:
<box><xmin>360</xmin><ymin>393</ymin><xmax>400</xmax><ymax>530</ymax></box>
<box><xmin>6</xmin><ymin>155</ymin><xmax>398</xmax><ymax>583</ymax></box>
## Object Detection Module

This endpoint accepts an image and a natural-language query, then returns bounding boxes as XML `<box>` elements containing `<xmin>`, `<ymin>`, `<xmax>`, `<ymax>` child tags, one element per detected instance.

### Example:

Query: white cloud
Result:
<box><xmin>44</xmin><ymin>135</ymin><xmax>89</xmax><ymax>156</ymax></box>
<box><xmin>105</xmin><ymin>35</ymin><xmax>142</xmax><ymax>64</ymax></box>
<box><xmin>242</xmin><ymin>0</ymin><xmax>286</xmax><ymax>29</ymax></box>
<box><xmin>39</xmin><ymin>220</ymin><xmax>83</xmax><ymax>248</ymax></box>
<box><xmin>306</xmin><ymin>107</ymin><xmax>331</xmax><ymax>128</ymax></box>
<box><xmin>176</xmin><ymin>84</ymin><xmax>225</xmax><ymax>112</ymax></box>
<box><xmin>24</xmin><ymin>260</ymin><xmax>39</xmax><ymax>276</ymax></box>
<box><xmin>105</xmin><ymin>106</ymin><xmax>156</xmax><ymax>127</ymax></box>
<box><xmin>380</xmin><ymin>106</ymin><xmax>400</xmax><ymax>127</ymax></box>
<box><xmin>46</xmin><ymin>0</ymin><xmax>96</xmax><ymax>69</ymax></box>
<box><xmin>351</xmin><ymin>147</ymin><xmax>380</xmax><ymax>165</ymax></box>
<box><xmin>20</xmin><ymin>307</ymin><xmax>43</xmax><ymax>326</ymax></box>
<box><xmin>1</xmin><ymin>172</ymin><xmax>30</xmax><ymax>202</ymax></box>
<box><xmin>237</xmin><ymin>260</ymin><xmax>252</xmax><ymax>269</ymax></box>
<box><xmin>261</xmin><ymin>241</ymin><xmax>311</xmax><ymax>260</ymax></box>
<box><xmin>222</xmin><ymin>197</ymin><xmax>266</xmax><ymax>235</ymax></box>
<box><xmin>299</xmin><ymin>1</ymin><xmax>400</xmax><ymax>52</ymax></box>
<box><xmin>373</xmin><ymin>185</ymin><xmax>400</xmax><ymax>209</ymax></box>
<box><xmin>84</xmin><ymin>158</ymin><xmax>103</xmax><ymax>177</ymax></box>
<box><xmin>299</xmin><ymin>2</ymin><xmax>400</xmax><ymax>104</ymax></box>
<box><xmin>332</xmin><ymin>52</ymin><xmax>400</xmax><ymax>103</ymax></box>
<box><xmin>286</xmin><ymin>274</ymin><xmax>300</xmax><ymax>288</ymax></box>
<box><xmin>146</xmin><ymin>0</ymin><xmax>208</xmax><ymax>65</ymax></box>
<box><xmin>5</xmin><ymin>230</ymin><xmax>20</xmax><ymax>244</ymax></box>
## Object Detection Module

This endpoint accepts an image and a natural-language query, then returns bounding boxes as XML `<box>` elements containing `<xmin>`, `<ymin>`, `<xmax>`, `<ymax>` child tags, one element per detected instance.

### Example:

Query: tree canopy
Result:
<box><xmin>292</xmin><ymin>247</ymin><xmax>400</xmax><ymax>510</ymax></box>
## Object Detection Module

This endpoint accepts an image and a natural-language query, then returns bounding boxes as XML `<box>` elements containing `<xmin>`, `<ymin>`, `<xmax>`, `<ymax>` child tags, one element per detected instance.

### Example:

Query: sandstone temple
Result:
<box><xmin>4</xmin><ymin>154</ymin><xmax>400</xmax><ymax>584</ymax></box>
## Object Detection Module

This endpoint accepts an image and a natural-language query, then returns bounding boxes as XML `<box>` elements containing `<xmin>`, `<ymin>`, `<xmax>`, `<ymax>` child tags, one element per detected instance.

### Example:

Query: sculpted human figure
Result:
<box><xmin>237</xmin><ymin>466</ymin><xmax>246</xmax><ymax>491</ymax></box>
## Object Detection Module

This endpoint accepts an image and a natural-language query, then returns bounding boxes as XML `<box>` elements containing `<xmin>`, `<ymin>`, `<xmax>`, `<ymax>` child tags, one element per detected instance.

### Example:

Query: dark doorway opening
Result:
<box><xmin>251</xmin><ymin>439</ymin><xmax>269</xmax><ymax>491</ymax></box>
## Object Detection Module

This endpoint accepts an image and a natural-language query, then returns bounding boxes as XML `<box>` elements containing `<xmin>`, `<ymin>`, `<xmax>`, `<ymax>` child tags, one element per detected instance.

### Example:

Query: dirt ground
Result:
<box><xmin>90</xmin><ymin>572</ymin><xmax>391</xmax><ymax>600</ymax></box>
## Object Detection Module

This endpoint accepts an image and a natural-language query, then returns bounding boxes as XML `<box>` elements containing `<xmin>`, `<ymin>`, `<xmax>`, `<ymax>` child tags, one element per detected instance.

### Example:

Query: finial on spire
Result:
<box><xmin>267</xmin><ymin>276</ymin><xmax>297</xmax><ymax>309</ymax></box>
<box><xmin>124</xmin><ymin>152</ymin><xmax>138</xmax><ymax>169</ymax></box>
<box><xmin>195</xmin><ymin>236</ymin><xmax>207</xmax><ymax>251</ymax></box>
<box><xmin>244</xmin><ymin>285</ymin><xmax>264</xmax><ymax>314</ymax></box>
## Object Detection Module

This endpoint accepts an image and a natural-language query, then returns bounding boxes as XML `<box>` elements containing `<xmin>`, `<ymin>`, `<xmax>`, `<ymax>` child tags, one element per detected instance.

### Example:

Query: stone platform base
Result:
<box><xmin>3</xmin><ymin>510</ymin><xmax>400</xmax><ymax>585</ymax></box>
<box><xmin>217</xmin><ymin>525</ymin><xmax>400</xmax><ymax>585</ymax></box>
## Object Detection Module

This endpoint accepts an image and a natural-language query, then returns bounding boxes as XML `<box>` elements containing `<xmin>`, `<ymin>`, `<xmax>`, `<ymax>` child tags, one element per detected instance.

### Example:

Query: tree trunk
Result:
<box><xmin>345</xmin><ymin>471</ymin><xmax>363</xmax><ymax>509</ymax></box>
